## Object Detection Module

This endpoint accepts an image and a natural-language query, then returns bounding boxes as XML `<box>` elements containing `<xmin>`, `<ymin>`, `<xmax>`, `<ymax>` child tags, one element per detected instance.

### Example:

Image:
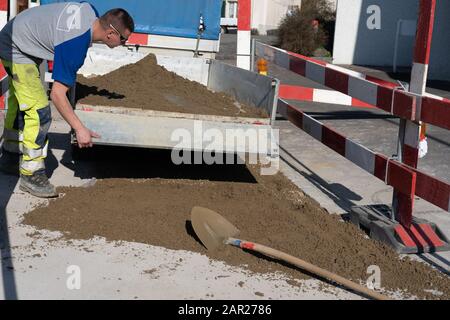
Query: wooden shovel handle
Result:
<box><xmin>227</xmin><ymin>238</ymin><xmax>391</xmax><ymax>300</ymax></box>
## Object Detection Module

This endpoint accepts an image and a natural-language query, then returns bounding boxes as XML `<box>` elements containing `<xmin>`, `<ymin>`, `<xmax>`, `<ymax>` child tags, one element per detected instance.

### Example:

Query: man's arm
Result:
<box><xmin>50</xmin><ymin>81</ymin><xmax>100</xmax><ymax>148</ymax></box>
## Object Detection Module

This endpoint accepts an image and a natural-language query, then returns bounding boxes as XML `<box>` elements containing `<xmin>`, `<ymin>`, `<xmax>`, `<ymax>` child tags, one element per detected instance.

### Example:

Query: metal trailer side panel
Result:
<box><xmin>207</xmin><ymin>60</ymin><xmax>279</xmax><ymax>125</ymax></box>
<box><xmin>156</xmin><ymin>55</ymin><xmax>210</xmax><ymax>86</ymax></box>
<box><xmin>75</xmin><ymin>105</ymin><xmax>270</xmax><ymax>125</ymax></box>
<box><xmin>78</xmin><ymin>46</ymin><xmax>211</xmax><ymax>86</ymax></box>
<box><xmin>73</xmin><ymin>57</ymin><xmax>279</xmax><ymax>154</ymax></box>
<box><xmin>75</xmin><ymin>110</ymin><xmax>275</xmax><ymax>155</ymax></box>
<box><xmin>78</xmin><ymin>47</ymin><xmax>279</xmax><ymax>117</ymax></box>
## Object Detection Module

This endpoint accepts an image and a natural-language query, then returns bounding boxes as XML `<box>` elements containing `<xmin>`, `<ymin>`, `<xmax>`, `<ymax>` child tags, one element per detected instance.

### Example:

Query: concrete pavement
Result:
<box><xmin>0</xmin><ymin>34</ymin><xmax>448</xmax><ymax>299</ymax></box>
<box><xmin>0</xmin><ymin>114</ymin><xmax>365</xmax><ymax>300</ymax></box>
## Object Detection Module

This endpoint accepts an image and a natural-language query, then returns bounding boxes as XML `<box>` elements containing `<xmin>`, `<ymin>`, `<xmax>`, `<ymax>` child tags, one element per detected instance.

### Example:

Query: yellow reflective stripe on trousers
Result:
<box><xmin>22</xmin><ymin>141</ymin><xmax>48</xmax><ymax>159</ymax></box>
<box><xmin>20</xmin><ymin>160</ymin><xmax>45</xmax><ymax>175</ymax></box>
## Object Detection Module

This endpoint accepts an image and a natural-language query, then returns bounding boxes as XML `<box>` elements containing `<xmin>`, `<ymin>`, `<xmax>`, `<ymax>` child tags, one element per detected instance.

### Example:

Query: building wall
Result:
<box><xmin>428</xmin><ymin>1</ymin><xmax>450</xmax><ymax>81</ymax></box>
<box><xmin>251</xmin><ymin>0</ymin><xmax>302</xmax><ymax>34</ymax></box>
<box><xmin>333</xmin><ymin>0</ymin><xmax>450</xmax><ymax>81</ymax></box>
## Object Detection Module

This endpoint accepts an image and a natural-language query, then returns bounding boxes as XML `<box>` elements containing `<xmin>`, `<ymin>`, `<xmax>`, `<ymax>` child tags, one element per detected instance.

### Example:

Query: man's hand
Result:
<box><xmin>51</xmin><ymin>81</ymin><xmax>101</xmax><ymax>148</ymax></box>
<box><xmin>75</xmin><ymin>126</ymin><xmax>101</xmax><ymax>148</ymax></box>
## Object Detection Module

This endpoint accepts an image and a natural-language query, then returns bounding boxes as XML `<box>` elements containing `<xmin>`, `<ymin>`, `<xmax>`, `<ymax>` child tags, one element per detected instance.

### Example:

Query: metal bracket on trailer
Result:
<box><xmin>350</xmin><ymin>205</ymin><xmax>450</xmax><ymax>254</ymax></box>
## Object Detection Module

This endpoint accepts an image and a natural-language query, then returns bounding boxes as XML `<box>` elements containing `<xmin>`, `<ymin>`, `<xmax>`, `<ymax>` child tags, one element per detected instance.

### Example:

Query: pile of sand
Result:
<box><xmin>23</xmin><ymin>150</ymin><xmax>450</xmax><ymax>300</ymax></box>
<box><xmin>76</xmin><ymin>54</ymin><xmax>267</xmax><ymax>118</ymax></box>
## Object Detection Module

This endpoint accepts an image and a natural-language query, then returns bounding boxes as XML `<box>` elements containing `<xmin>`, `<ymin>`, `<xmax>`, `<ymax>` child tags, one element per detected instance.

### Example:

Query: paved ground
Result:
<box><xmin>0</xmin><ymin>34</ymin><xmax>449</xmax><ymax>300</ymax></box>
<box><xmin>0</xmin><ymin>115</ymin><xmax>365</xmax><ymax>300</ymax></box>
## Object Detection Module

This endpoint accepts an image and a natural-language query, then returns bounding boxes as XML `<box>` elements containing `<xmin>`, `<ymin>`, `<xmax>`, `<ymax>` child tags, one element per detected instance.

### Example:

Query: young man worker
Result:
<box><xmin>0</xmin><ymin>2</ymin><xmax>134</xmax><ymax>198</ymax></box>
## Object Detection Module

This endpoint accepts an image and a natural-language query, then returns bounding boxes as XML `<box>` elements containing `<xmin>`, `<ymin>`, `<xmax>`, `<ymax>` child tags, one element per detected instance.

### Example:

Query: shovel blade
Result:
<box><xmin>190</xmin><ymin>206</ymin><xmax>240</xmax><ymax>251</ymax></box>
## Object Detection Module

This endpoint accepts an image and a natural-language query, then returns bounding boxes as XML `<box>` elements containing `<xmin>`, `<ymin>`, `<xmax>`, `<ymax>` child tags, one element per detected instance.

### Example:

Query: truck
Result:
<box><xmin>16</xmin><ymin>0</ymin><xmax>224</xmax><ymax>59</ymax></box>
<box><xmin>220</xmin><ymin>0</ymin><xmax>238</xmax><ymax>33</ymax></box>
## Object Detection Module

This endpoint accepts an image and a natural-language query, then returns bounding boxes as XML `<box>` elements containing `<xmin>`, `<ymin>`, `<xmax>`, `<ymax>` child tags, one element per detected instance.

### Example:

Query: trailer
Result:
<box><xmin>65</xmin><ymin>46</ymin><xmax>280</xmax><ymax>160</ymax></box>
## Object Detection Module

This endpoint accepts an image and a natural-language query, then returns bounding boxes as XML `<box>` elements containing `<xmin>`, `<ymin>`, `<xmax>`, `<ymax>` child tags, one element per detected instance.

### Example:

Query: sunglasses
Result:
<box><xmin>110</xmin><ymin>23</ymin><xmax>128</xmax><ymax>43</ymax></box>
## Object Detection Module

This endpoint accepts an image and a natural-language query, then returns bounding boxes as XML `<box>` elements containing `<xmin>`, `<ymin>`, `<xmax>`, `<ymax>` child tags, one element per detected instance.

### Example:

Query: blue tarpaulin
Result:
<box><xmin>40</xmin><ymin>0</ymin><xmax>222</xmax><ymax>40</ymax></box>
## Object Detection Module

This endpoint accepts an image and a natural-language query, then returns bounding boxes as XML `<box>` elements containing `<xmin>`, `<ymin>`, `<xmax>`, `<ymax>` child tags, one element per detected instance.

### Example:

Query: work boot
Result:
<box><xmin>0</xmin><ymin>148</ymin><xmax>19</xmax><ymax>176</ymax></box>
<box><xmin>19</xmin><ymin>171</ymin><xmax>58</xmax><ymax>198</ymax></box>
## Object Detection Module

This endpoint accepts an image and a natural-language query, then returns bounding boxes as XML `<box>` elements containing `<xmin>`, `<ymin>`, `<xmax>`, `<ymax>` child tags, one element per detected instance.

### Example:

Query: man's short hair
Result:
<box><xmin>99</xmin><ymin>8</ymin><xmax>135</xmax><ymax>33</ymax></box>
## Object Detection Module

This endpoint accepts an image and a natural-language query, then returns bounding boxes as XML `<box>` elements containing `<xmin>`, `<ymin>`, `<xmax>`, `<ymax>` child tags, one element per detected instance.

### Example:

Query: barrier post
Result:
<box><xmin>237</xmin><ymin>0</ymin><xmax>251</xmax><ymax>70</ymax></box>
<box><xmin>393</xmin><ymin>0</ymin><xmax>436</xmax><ymax>227</ymax></box>
<box><xmin>250</xmin><ymin>38</ymin><xmax>256</xmax><ymax>72</ymax></box>
<box><xmin>0</xmin><ymin>0</ymin><xmax>8</xmax><ymax>110</ymax></box>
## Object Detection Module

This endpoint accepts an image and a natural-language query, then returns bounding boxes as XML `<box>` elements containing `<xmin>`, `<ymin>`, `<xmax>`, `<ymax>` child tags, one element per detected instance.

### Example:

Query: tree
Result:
<box><xmin>278</xmin><ymin>0</ymin><xmax>335</xmax><ymax>56</ymax></box>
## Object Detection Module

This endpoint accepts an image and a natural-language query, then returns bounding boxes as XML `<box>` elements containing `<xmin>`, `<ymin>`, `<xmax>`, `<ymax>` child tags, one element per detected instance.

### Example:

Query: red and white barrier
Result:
<box><xmin>126</xmin><ymin>33</ymin><xmax>220</xmax><ymax>53</ymax></box>
<box><xmin>278</xmin><ymin>99</ymin><xmax>450</xmax><ymax>216</ymax></box>
<box><xmin>0</xmin><ymin>71</ymin><xmax>7</xmax><ymax>111</ymax></box>
<box><xmin>410</xmin><ymin>0</ymin><xmax>436</xmax><ymax>95</ymax></box>
<box><xmin>0</xmin><ymin>1</ymin><xmax>10</xmax><ymax>110</ymax></box>
<box><xmin>256</xmin><ymin>43</ymin><xmax>419</xmax><ymax>121</ymax></box>
<box><xmin>394</xmin><ymin>0</ymin><xmax>437</xmax><ymax>188</ymax></box>
<box><xmin>0</xmin><ymin>65</ymin><xmax>7</xmax><ymax>110</ymax></box>
<box><xmin>255</xmin><ymin>42</ymin><xmax>450</xmax><ymax>132</ymax></box>
<box><xmin>279</xmin><ymin>85</ymin><xmax>375</xmax><ymax>109</ymax></box>
<box><xmin>264</xmin><ymin>36</ymin><xmax>449</xmax><ymax>226</ymax></box>
<box><xmin>236</xmin><ymin>0</ymin><xmax>251</xmax><ymax>70</ymax></box>
<box><xmin>421</xmin><ymin>96</ymin><xmax>450</xmax><ymax>131</ymax></box>
<box><xmin>0</xmin><ymin>0</ymin><xmax>7</xmax><ymax>110</ymax></box>
<box><xmin>255</xmin><ymin>0</ymin><xmax>449</xmax><ymax>235</ymax></box>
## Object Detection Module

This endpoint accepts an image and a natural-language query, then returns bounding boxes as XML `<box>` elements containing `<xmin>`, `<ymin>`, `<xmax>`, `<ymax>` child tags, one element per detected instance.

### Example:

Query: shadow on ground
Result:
<box><xmin>0</xmin><ymin>170</ymin><xmax>19</xmax><ymax>300</ymax></box>
<box><xmin>48</xmin><ymin>132</ymin><xmax>258</xmax><ymax>183</ymax></box>
<box><xmin>279</xmin><ymin>144</ymin><xmax>362</xmax><ymax>213</ymax></box>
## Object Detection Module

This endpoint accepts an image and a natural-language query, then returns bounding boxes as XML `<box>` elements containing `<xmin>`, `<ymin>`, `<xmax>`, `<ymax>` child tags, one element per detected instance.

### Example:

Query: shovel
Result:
<box><xmin>190</xmin><ymin>206</ymin><xmax>390</xmax><ymax>300</ymax></box>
